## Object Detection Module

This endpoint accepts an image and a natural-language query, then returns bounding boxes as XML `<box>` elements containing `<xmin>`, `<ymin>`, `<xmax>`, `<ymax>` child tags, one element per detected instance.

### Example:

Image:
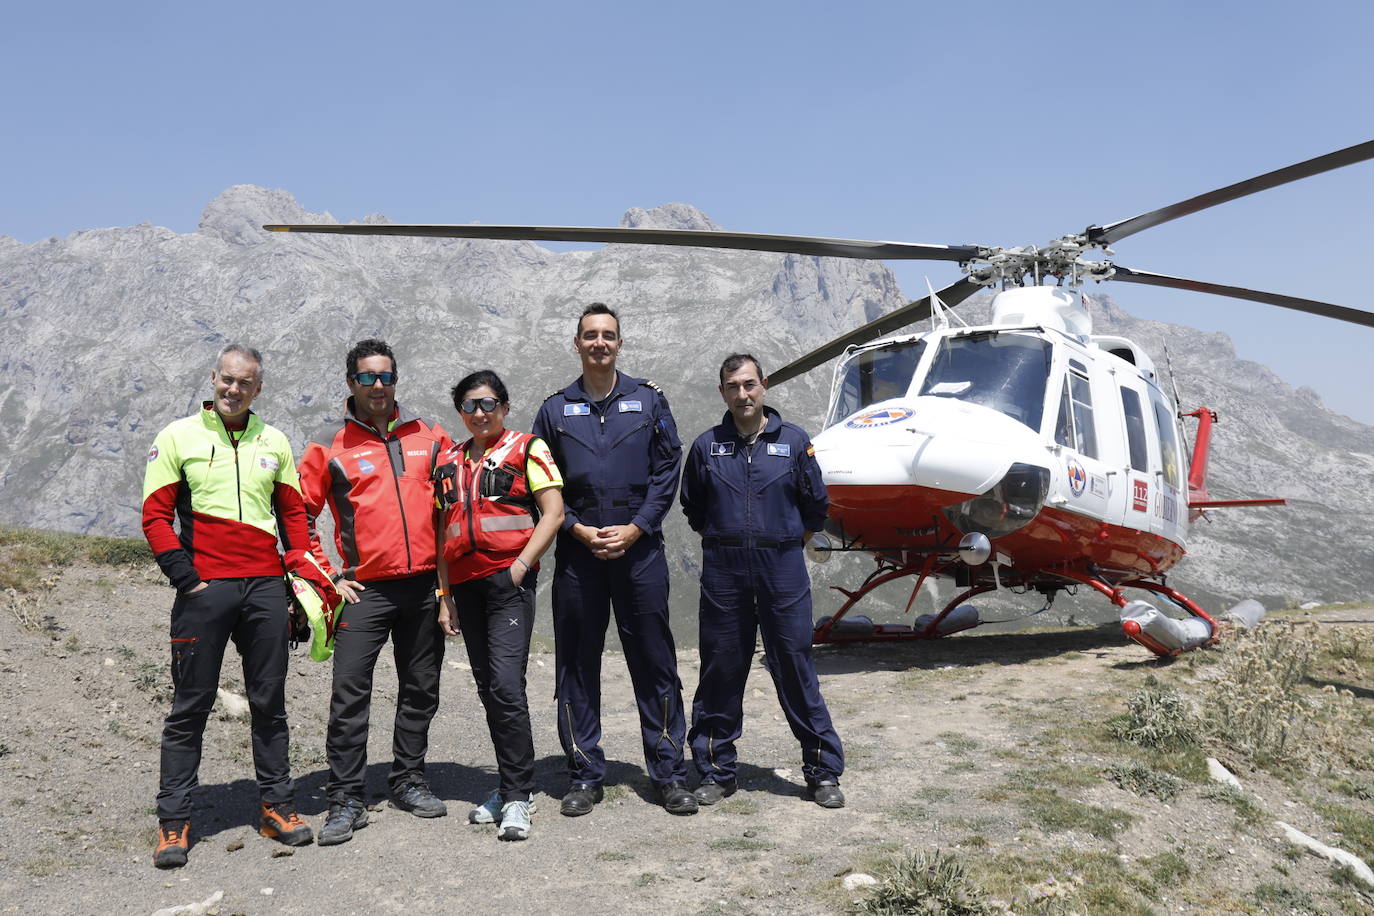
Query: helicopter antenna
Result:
<box><xmin>1163</xmin><ymin>345</ymin><xmax>1194</xmax><ymax>460</ymax></box>
<box><xmin>926</xmin><ymin>278</ymin><xmax>967</xmax><ymax>329</ymax></box>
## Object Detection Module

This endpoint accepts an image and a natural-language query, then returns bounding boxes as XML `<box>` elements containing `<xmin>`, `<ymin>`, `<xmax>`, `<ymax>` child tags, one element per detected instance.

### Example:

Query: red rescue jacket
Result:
<box><xmin>298</xmin><ymin>400</ymin><xmax>450</xmax><ymax>582</ymax></box>
<box><xmin>435</xmin><ymin>430</ymin><xmax>539</xmax><ymax>581</ymax></box>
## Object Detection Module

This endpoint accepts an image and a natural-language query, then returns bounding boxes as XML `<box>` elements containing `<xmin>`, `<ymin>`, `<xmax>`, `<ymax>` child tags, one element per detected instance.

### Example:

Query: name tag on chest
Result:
<box><xmin>618</xmin><ymin>400</ymin><xmax>642</xmax><ymax>413</ymax></box>
<box><xmin>710</xmin><ymin>442</ymin><xmax>734</xmax><ymax>457</ymax></box>
<box><xmin>564</xmin><ymin>403</ymin><xmax>591</xmax><ymax>416</ymax></box>
<box><xmin>767</xmin><ymin>443</ymin><xmax>791</xmax><ymax>457</ymax></box>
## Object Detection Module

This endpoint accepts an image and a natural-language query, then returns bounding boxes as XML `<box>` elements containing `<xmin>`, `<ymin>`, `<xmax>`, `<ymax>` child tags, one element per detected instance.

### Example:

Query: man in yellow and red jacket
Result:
<box><xmin>296</xmin><ymin>338</ymin><xmax>452</xmax><ymax>846</ymax></box>
<box><xmin>142</xmin><ymin>344</ymin><xmax>335</xmax><ymax>868</ymax></box>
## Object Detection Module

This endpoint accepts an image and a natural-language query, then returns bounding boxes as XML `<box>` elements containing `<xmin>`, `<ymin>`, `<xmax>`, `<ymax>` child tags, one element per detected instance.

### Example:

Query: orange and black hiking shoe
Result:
<box><xmin>259</xmin><ymin>801</ymin><xmax>314</xmax><ymax>846</ymax></box>
<box><xmin>153</xmin><ymin>819</ymin><xmax>190</xmax><ymax>868</ymax></box>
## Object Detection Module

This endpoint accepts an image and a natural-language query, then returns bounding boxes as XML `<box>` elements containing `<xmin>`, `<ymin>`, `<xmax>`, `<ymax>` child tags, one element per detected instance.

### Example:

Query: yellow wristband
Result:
<box><xmin>435</xmin><ymin>588</ymin><xmax>449</xmax><ymax>598</ymax></box>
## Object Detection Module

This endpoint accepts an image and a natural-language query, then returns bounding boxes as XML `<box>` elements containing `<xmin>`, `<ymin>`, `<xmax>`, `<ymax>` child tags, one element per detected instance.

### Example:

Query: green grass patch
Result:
<box><xmin>0</xmin><ymin>526</ymin><xmax>152</xmax><ymax>591</ymax></box>
<box><xmin>1017</xmin><ymin>788</ymin><xmax>1132</xmax><ymax>839</ymax></box>
<box><xmin>715</xmin><ymin>797</ymin><xmax>759</xmax><ymax>816</ymax></box>
<box><xmin>1201</xmin><ymin>784</ymin><xmax>1265</xmax><ymax>827</ymax></box>
<box><xmin>1105</xmin><ymin>761</ymin><xmax>1185</xmax><ymax>801</ymax></box>
<box><xmin>1005</xmin><ymin>763</ymin><xmax>1099</xmax><ymax>790</ymax></box>
<box><xmin>1143</xmin><ymin>851</ymin><xmax>1191</xmax><ymax>884</ymax></box>
<box><xmin>936</xmin><ymin>731</ymin><xmax>979</xmax><ymax>753</ymax></box>
<box><xmin>853</xmin><ymin>848</ymin><xmax>1001</xmax><ymax>916</ymax></box>
<box><xmin>709</xmin><ymin>836</ymin><xmax>776</xmax><ymax>852</ymax></box>
<box><xmin>976</xmin><ymin>850</ymin><xmax>1155</xmax><ymax>915</ymax></box>
<box><xmin>1316</xmin><ymin>802</ymin><xmax>1374</xmax><ymax>861</ymax></box>
<box><xmin>1249</xmin><ymin>882</ymin><xmax>1315</xmax><ymax>913</ymax></box>
<box><xmin>1108</xmin><ymin>682</ymin><xmax>1202</xmax><ymax>750</ymax></box>
<box><xmin>595</xmin><ymin>850</ymin><xmax>633</xmax><ymax>862</ymax></box>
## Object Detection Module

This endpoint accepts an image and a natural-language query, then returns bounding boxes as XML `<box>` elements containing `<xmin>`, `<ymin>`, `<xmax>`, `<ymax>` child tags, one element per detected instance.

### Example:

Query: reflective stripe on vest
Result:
<box><xmin>439</xmin><ymin>429</ymin><xmax>538</xmax><ymax>562</ymax></box>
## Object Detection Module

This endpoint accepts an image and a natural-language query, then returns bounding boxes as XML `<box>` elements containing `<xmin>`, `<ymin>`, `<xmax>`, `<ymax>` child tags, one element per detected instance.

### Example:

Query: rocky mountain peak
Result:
<box><xmin>197</xmin><ymin>185</ymin><xmax>319</xmax><ymax>246</ymax></box>
<box><xmin>620</xmin><ymin>203</ymin><xmax>722</xmax><ymax>231</ymax></box>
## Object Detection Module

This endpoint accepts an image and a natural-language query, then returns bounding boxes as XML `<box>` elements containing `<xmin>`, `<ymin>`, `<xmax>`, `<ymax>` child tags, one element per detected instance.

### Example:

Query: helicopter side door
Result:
<box><xmin>1047</xmin><ymin>347</ymin><xmax>1119</xmax><ymax>526</ymax></box>
<box><xmin>1147</xmin><ymin>388</ymin><xmax>1186</xmax><ymax>544</ymax></box>
<box><xmin>1116</xmin><ymin>376</ymin><xmax>1164</xmax><ymax>537</ymax></box>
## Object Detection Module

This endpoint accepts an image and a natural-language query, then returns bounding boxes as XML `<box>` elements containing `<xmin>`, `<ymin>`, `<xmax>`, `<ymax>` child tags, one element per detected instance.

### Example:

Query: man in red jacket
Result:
<box><xmin>298</xmin><ymin>339</ymin><xmax>452</xmax><ymax>846</ymax></box>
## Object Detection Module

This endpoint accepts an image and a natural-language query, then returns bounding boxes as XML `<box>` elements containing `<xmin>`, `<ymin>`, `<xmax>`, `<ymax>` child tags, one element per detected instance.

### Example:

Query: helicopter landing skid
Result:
<box><xmin>1053</xmin><ymin>571</ymin><xmax>1220</xmax><ymax>657</ymax></box>
<box><xmin>812</xmin><ymin>561</ymin><xmax>993</xmax><ymax>644</ymax></box>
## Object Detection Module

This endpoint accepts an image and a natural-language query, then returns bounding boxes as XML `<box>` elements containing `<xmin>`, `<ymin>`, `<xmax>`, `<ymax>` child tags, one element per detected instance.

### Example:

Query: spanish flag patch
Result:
<box><xmin>806</xmin><ymin>445</ymin><xmax>815</xmax><ymax>456</ymax></box>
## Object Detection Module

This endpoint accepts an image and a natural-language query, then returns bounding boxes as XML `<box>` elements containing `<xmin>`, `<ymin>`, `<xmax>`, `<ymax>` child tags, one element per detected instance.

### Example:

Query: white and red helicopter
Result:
<box><xmin>266</xmin><ymin>140</ymin><xmax>1374</xmax><ymax>657</ymax></box>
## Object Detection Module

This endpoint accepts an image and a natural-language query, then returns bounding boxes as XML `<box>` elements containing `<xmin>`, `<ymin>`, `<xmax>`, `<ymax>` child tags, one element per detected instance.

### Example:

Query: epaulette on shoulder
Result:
<box><xmin>644</xmin><ymin>380</ymin><xmax>665</xmax><ymax>394</ymax></box>
<box><xmin>543</xmin><ymin>389</ymin><xmax>564</xmax><ymax>402</ymax></box>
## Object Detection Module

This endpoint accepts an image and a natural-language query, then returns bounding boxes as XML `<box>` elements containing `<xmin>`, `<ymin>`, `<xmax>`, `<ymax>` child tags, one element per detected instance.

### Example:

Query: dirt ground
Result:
<box><xmin>1</xmin><ymin>561</ymin><xmax>1371</xmax><ymax>915</ymax></box>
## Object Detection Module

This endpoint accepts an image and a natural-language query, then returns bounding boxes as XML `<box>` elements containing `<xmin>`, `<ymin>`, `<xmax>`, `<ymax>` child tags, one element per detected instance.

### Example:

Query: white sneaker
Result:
<box><xmin>470</xmin><ymin>791</ymin><xmax>537</xmax><ymax>824</ymax></box>
<box><xmin>498</xmin><ymin>800</ymin><xmax>533</xmax><ymax>841</ymax></box>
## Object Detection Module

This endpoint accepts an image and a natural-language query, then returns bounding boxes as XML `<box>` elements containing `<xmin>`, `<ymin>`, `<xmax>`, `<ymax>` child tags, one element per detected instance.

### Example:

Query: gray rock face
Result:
<box><xmin>0</xmin><ymin>187</ymin><xmax>1367</xmax><ymax>631</ymax></box>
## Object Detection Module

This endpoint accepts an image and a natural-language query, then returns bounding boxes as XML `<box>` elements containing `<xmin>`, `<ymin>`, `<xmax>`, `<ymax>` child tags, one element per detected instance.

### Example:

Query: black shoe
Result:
<box><xmin>658</xmin><ymin>781</ymin><xmax>699</xmax><ymax>815</ymax></box>
<box><xmin>390</xmin><ymin>781</ymin><xmax>448</xmax><ymax>818</ymax></box>
<box><xmin>803</xmin><ymin>779</ymin><xmax>845</xmax><ymax>809</ymax></box>
<box><xmin>560</xmin><ymin>783</ymin><xmax>603</xmax><ymax>817</ymax></box>
<box><xmin>693</xmin><ymin>779</ymin><xmax>738</xmax><ymax>806</ymax></box>
<box><xmin>318</xmin><ymin>800</ymin><xmax>368</xmax><ymax>846</ymax></box>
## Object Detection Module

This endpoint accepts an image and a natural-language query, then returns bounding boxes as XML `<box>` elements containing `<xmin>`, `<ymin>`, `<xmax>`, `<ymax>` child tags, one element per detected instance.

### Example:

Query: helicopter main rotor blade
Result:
<box><xmin>1088</xmin><ymin>139</ymin><xmax>1374</xmax><ymax>247</ymax></box>
<box><xmin>264</xmin><ymin>222</ymin><xmax>982</xmax><ymax>263</ymax></box>
<box><xmin>768</xmin><ymin>277</ymin><xmax>984</xmax><ymax>386</ymax></box>
<box><xmin>1111</xmin><ymin>266</ymin><xmax>1374</xmax><ymax>328</ymax></box>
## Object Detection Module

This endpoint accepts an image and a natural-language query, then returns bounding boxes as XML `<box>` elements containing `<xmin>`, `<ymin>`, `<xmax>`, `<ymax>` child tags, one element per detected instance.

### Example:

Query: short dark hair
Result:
<box><xmin>719</xmin><ymin>353</ymin><xmax>763</xmax><ymax>384</ymax></box>
<box><xmin>576</xmin><ymin>302</ymin><xmax>620</xmax><ymax>336</ymax></box>
<box><xmin>346</xmin><ymin>338</ymin><xmax>397</xmax><ymax>378</ymax></box>
<box><xmin>451</xmin><ymin>370</ymin><xmax>510</xmax><ymax>410</ymax></box>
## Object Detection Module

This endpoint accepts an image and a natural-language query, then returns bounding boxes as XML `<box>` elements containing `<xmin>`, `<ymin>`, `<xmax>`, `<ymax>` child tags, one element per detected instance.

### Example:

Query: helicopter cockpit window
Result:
<box><xmin>1120</xmin><ymin>387</ymin><xmax>1149</xmax><ymax>472</ymax></box>
<box><xmin>827</xmin><ymin>339</ymin><xmax>926</xmax><ymax>428</ymax></box>
<box><xmin>1054</xmin><ymin>369</ymin><xmax>1098</xmax><ymax>458</ymax></box>
<box><xmin>1150</xmin><ymin>391</ymin><xmax>1182</xmax><ymax>489</ymax></box>
<box><xmin>918</xmin><ymin>333</ymin><xmax>1053</xmax><ymax>430</ymax></box>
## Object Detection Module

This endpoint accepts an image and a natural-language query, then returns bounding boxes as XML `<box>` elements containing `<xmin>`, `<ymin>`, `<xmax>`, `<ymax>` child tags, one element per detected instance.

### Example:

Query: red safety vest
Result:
<box><xmin>436</xmin><ymin>430</ymin><xmax>538</xmax><ymax>576</ymax></box>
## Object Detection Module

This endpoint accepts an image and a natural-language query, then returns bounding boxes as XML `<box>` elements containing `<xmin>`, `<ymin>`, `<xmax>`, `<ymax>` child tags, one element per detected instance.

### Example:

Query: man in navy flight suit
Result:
<box><xmin>680</xmin><ymin>353</ymin><xmax>845</xmax><ymax>808</ymax></box>
<box><xmin>531</xmin><ymin>303</ymin><xmax>697</xmax><ymax>816</ymax></box>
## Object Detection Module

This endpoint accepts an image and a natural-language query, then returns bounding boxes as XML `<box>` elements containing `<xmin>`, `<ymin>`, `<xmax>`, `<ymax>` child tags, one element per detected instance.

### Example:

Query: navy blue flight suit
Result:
<box><xmin>531</xmin><ymin>371</ymin><xmax>688</xmax><ymax>788</ymax></box>
<box><xmin>680</xmin><ymin>406</ymin><xmax>844</xmax><ymax>787</ymax></box>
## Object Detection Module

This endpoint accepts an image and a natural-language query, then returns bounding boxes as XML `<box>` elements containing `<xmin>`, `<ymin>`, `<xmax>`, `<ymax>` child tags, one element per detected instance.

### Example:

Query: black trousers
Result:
<box><xmin>454</xmin><ymin>567</ymin><xmax>537</xmax><ymax>802</ymax></box>
<box><xmin>157</xmin><ymin>577</ymin><xmax>292</xmax><ymax>822</ymax></box>
<box><xmin>325</xmin><ymin>573</ymin><xmax>443</xmax><ymax>804</ymax></box>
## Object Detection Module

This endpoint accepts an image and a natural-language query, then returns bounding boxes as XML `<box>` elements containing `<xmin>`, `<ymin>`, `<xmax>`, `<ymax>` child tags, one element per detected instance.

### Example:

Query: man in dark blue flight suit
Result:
<box><xmin>680</xmin><ymin>353</ymin><xmax>845</xmax><ymax>808</ymax></box>
<box><xmin>531</xmin><ymin>303</ymin><xmax>697</xmax><ymax>816</ymax></box>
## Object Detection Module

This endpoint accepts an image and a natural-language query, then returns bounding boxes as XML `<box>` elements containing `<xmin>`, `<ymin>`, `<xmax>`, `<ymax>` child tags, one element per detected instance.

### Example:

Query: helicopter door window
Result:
<box><xmin>1053</xmin><ymin>370</ymin><xmax>1098</xmax><ymax>459</ymax></box>
<box><xmin>1150</xmin><ymin>392</ymin><xmax>1182</xmax><ymax>489</ymax></box>
<box><xmin>918</xmin><ymin>333</ymin><xmax>1052</xmax><ymax>431</ymax></box>
<box><xmin>827</xmin><ymin>339</ymin><xmax>926</xmax><ymax>428</ymax></box>
<box><xmin>1120</xmin><ymin>387</ymin><xmax>1149</xmax><ymax>472</ymax></box>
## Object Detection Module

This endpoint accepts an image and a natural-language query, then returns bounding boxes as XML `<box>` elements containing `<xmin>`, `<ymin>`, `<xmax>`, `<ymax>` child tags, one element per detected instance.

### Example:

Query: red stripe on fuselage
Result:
<box><xmin>825</xmin><ymin>483</ymin><xmax>1184</xmax><ymax>581</ymax></box>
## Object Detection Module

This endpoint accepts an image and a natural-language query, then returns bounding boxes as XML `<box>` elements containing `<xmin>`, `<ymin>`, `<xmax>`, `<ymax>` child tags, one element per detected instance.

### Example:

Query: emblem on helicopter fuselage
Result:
<box><xmin>845</xmin><ymin>406</ymin><xmax>914</xmax><ymax>429</ymax></box>
<box><xmin>1066</xmin><ymin>458</ymin><xmax>1086</xmax><ymax>497</ymax></box>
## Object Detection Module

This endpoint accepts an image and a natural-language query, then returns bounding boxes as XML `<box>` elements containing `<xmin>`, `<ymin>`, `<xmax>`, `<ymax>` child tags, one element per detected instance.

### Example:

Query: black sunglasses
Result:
<box><xmin>459</xmin><ymin>396</ymin><xmax>503</xmax><ymax>414</ymax></box>
<box><xmin>352</xmin><ymin>371</ymin><xmax>398</xmax><ymax>386</ymax></box>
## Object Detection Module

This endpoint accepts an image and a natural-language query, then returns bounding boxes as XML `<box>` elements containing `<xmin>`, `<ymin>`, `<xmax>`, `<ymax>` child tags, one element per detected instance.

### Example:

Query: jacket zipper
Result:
<box><xmin>387</xmin><ymin>433</ymin><xmax>414</xmax><ymax>570</ymax></box>
<box><xmin>229</xmin><ymin>431</ymin><xmax>243</xmax><ymax>520</ymax></box>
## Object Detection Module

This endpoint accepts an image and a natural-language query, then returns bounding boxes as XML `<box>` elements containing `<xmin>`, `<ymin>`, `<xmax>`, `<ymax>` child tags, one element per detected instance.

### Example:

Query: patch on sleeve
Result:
<box><xmin>767</xmin><ymin>443</ymin><xmax>791</xmax><ymax>457</ymax></box>
<box><xmin>710</xmin><ymin>441</ymin><xmax>735</xmax><ymax>457</ymax></box>
<box><xmin>564</xmin><ymin>403</ymin><xmax>591</xmax><ymax>416</ymax></box>
<box><xmin>806</xmin><ymin>444</ymin><xmax>815</xmax><ymax>456</ymax></box>
<box><xmin>146</xmin><ymin>445</ymin><xmax>159</xmax><ymax>463</ymax></box>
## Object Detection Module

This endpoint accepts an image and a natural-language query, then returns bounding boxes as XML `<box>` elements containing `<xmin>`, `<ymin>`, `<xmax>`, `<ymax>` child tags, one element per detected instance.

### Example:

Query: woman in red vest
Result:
<box><xmin>435</xmin><ymin>370</ymin><xmax>564</xmax><ymax>841</ymax></box>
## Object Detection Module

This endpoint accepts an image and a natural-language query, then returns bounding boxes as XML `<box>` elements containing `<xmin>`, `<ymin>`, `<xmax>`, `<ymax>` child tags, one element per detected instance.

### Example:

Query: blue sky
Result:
<box><xmin>4</xmin><ymin>1</ymin><xmax>1372</xmax><ymax>422</ymax></box>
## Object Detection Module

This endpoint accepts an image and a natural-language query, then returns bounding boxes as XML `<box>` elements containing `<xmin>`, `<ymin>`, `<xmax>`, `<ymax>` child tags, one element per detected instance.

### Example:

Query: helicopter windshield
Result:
<box><xmin>918</xmin><ymin>332</ymin><xmax>1053</xmax><ymax>430</ymax></box>
<box><xmin>827</xmin><ymin>339</ymin><xmax>926</xmax><ymax>428</ymax></box>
